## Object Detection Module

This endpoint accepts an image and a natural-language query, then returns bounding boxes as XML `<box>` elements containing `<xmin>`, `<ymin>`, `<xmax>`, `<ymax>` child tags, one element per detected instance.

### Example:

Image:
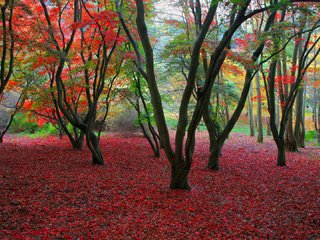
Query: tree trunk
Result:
<box><xmin>266</xmin><ymin>117</ymin><xmax>271</xmax><ymax>136</ymax></box>
<box><xmin>248</xmin><ymin>87</ymin><xmax>255</xmax><ymax>137</ymax></box>
<box><xmin>318</xmin><ymin>104</ymin><xmax>320</xmax><ymax>144</ymax></box>
<box><xmin>58</xmin><ymin>126</ymin><xmax>63</xmax><ymax>139</ymax></box>
<box><xmin>207</xmin><ymin>142</ymin><xmax>221</xmax><ymax>170</ymax></box>
<box><xmin>170</xmin><ymin>164</ymin><xmax>190</xmax><ymax>190</ymax></box>
<box><xmin>224</xmin><ymin>96</ymin><xmax>230</xmax><ymax>123</ymax></box>
<box><xmin>0</xmin><ymin>109</ymin><xmax>16</xmax><ymax>144</ymax></box>
<box><xmin>73</xmin><ymin>130</ymin><xmax>85</xmax><ymax>150</ymax></box>
<box><xmin>138</xmin><ymin>121</ymin><xmax>160</xmax><ymax>157</ymax></box>
<box><xmin>87</xmin><ymin>131</ymin><xmax>104</xmax><ymax>165</ymax></box>
<box><xmin>203</xmin><ymin>102</ymin><xmax>221</xmax><ymax>170</ymax></box>
<box><xmin>285</xmin><ymin>110</ymin><xmax>298</xmax><ymax>152</ymax></box>
<box><xmin>294</xmin><ymin>86</ymin><xmax>305</xmax><ymax>147</ymax></box>
<box><xmin>276</xmin><ymin>97</ymin><xmax>280</xmax><ymax>130</ymax></box>
<box><xmin>255</xmin><ymin>72</ymin><xmax>263</xmax><ymax>143</ymax></box>
<box><xmin>276</xmin><ymin>138</ymin><xmax>286</xmax><ymax>166</ymax></box>
<box><xmin>317</xmin><ymin>103</ymin><xmax>320</xmax><ymax>144</ymax></box>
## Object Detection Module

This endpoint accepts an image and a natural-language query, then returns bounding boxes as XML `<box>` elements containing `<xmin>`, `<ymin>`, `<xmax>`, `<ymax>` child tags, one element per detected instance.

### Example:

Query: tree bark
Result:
<box><xmin>294</xmin><ymin>85</ymin><xmax>305</xmax><ymax>147</ymax></box>
<box><xmin>255</xmin><ymin>72</ymin><xmax>264</xmax><ymax>142</ymax></box>
<box><xmin>0</xmin><ymin>0</ymin><xmax>15</xmax><ymax>96</ymax></box>
<box><xmin>285</xmin><ymin>110</ymin><xmax>298</xmax><ymax>152</ymax></box>
<box><xmin>170</xmin><ymin>164</ymin><xmax>190</xmax><ymax>190</ymax></box>
<box><xmin>203</xmin><ymin>101</ymin><xmax>221</xmax><ymax>170</ymax></box>
<box><xmin>207</xmin><ymin>142</ymin><xmax>222</xmax><ymax>170</ymax></box>
<box><xmin>72</xmin><ymin>130</ymin><xmax>85</xmax><ymax>150</ymax></box>
<box><xmin>248</xmin><ymin>86</ymin><xmax>255</xmax><ymax>136</ymax></box>
<box><xmin>275</xmin><ymin>97</ymin><xmax>280</xmax><ymax>131</ymax></box>
<box><xmin>316</xmin><ymin>104</ymin><xmax>320</xmax><ymax>143</ymax></box>
<box><xmin>266</xmin><ymin>117</ymin><xmax>271</xmax><ymax>136</ymax></box>
<box><xmin>276</xmin><ymin>138</ymin><xmax>286</xmax><ymax>166</ymax></box>
<box><xmin>87</xmin><ymin>131</ymin><xmax>104</xmax><ymax>165</ymax></box>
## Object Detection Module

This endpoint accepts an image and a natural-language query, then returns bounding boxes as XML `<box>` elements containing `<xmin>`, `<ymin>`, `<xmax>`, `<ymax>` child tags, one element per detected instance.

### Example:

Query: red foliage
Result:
<box><xmin>251</xmin><ymin>94</ymin><xmax>265</xmax><ymax>102</ymax></box>
<box><xmin>275</xmin><ymin>75</ymin><xmax>296</xmax><ymax>85</ymax></box>
<box><xmin>0</xmin><ymin>134</ymin><xmax>319</xmax><ymax>239</ymax></box>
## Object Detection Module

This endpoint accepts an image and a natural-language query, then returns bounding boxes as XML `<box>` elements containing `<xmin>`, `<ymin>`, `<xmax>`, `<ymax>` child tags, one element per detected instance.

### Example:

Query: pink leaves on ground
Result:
<box><xmin>0</xmin><ymin>133</ymin><xmax>319</xmax><ymax>239</ymax></box>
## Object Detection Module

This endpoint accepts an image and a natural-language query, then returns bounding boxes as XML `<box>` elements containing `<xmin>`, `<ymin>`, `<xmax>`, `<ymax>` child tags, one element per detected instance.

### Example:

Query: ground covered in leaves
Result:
<box><xmin>0</xmin><ymin>133</ymin><xmax>319</xmax><ymax>239</ymax></box>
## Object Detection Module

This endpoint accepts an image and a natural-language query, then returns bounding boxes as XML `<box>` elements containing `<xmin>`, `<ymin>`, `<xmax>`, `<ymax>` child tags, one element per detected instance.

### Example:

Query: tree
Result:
<box><xmin>117</xmin><ymin>0</ymin><xmax>276</xmax><ymax>189</ymax></box>
<box><xmin>123</xmin><ymin>71</ymin><xmax>161</xmax><ymax>157</ymax></box>
<box><xmin>255</xmin><ymin>72</ymin><xmax>264</xmax><ymax>143</ymax></box>
<box><xmin>248</xmin><ymin>84</ymin><xmax>255</xmax><ymax>136</ymax></box>
<box><xmin>25</xmin><ymin>61</ymin><xmax>86</xmax><ymax>149</ymax></box>
<box><xmin>0</xmin><ymin>0</ymin><xmax>14</xmax><ymax>96</ymax></box>
<box><xmin>39</xmin><ymin>0</ymin><xmax>124</xmax><ymax>164</ymax></box>
<box><xmin>205</xmin><ymin>6</ymin><xmax>278</xmax><ymax>170</ymax></box>
<box><xmin>311</xmin><ymin>44</ymin><xmax>320</xmax><ymax>143</ymax></box>
<box><xmin>263</xmin><ymin>9</ymin><xmax>320</xmax><ymax>166</ymax></box>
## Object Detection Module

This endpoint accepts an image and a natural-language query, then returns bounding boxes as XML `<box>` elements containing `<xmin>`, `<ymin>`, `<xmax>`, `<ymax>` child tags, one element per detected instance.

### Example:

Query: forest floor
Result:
<box><xmin>0</xmin><ymin>133</ymin><xmax>319</xmax><ymax>239</ymax></box>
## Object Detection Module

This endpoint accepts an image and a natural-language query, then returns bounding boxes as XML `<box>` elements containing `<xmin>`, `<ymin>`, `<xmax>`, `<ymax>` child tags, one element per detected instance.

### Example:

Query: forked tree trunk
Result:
<box><xmin>202</xmin><ymin>10</ymin><xmax>277</xmax><ymax>170</ymax></box>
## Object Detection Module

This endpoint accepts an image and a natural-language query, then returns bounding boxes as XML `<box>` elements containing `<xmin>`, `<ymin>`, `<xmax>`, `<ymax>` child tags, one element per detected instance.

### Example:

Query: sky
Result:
<box><xmin>155</xmin><ymin>0</ymin><xmax>181</xmax><ymax>19</ymax></box>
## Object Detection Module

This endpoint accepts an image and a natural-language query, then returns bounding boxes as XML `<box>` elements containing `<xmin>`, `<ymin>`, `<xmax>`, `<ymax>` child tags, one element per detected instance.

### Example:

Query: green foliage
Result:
<box><xmin>165</xmin><ymin>118</ymin><xmax>178</xmax><ymax>129</ymax></box>
<box><xmin>305</xmin><ymin>130</ymin><xmax>317</xmax><ymax>141</ymax></box>
<box><xmin>9</xmin><ymin>112</ymin><xmax>39</xmax><ymax>134</ymax></box>
<box><xmin>37</xmin><ymin>123</ymin><xmax>59</xmax><ymax>136</ymax></box>
<box><xmin>21</xmin><ymin>123</ymin><xmax>59</xmax><ymax>138</ymax></box>
<box><xmin>231</xmin><ymin>124</ymin><xmax>251</xmax><ymax>135</ymax></box>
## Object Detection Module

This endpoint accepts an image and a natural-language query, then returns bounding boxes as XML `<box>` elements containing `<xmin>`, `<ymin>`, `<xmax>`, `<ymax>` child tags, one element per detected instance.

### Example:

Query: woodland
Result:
<box><xmin>0</xmin><ymin>0</ymin><xmax>320</xmax><ymax>238</ymax></box>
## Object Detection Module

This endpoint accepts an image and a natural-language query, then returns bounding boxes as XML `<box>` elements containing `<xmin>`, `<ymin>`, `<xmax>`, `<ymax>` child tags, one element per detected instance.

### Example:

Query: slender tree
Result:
<box><xmin>126</xmin><ymin>72</ymin><xmax>161</xmax><ymax>157</ymax></box>
<box><xmin>248</xmin><ymin>85</ymin><xmax>255</xmax><ymax>136</ymax></box>
<box><xmin>0</xmin><ymin>0</ymin><xmax>15</xmax><ymax>96</ymax></box>
<box><xmin>255</xmin><ymin>72</ymin><xmax>264</xmax><ymax>142</ymax></box>
<box><xmin>263</xmin><ymin>17</ymin><xmax>320</xmax><ymax>166</ymax></box>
